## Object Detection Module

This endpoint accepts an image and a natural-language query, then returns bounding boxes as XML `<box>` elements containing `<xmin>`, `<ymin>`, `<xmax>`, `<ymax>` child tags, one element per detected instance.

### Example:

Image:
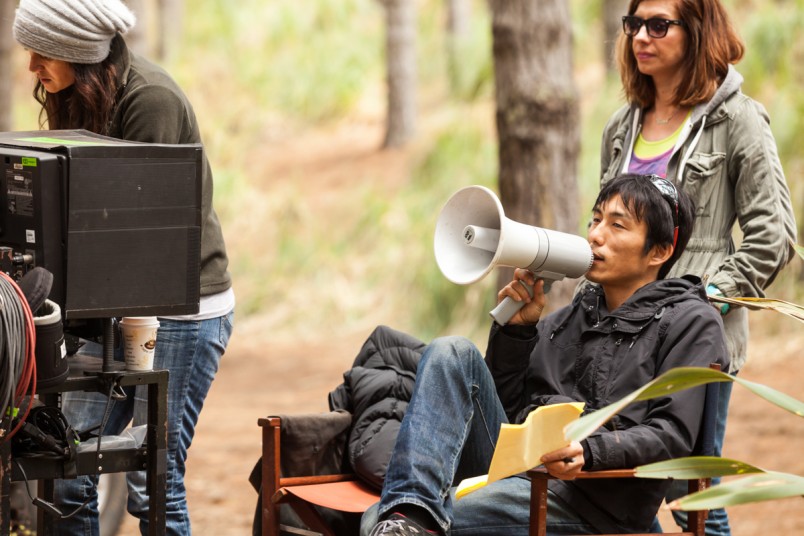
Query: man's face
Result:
<box><xmin>586</xmin><ymin>194</ymin><xmax>658</xmax><ymax>292</ymax></box>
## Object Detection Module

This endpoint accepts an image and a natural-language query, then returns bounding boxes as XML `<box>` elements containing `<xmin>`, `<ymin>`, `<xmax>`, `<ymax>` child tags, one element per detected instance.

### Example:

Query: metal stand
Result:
<box><xmin>0</xmin><ymin>318</ymin><xmax>169</xmax><ymax>535</ymax></box>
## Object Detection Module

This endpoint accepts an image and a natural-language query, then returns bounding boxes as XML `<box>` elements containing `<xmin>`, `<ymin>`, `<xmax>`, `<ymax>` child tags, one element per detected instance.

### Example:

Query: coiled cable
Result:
<box><xmin>0</xmin><ymin>271</ymin><xmax>37</xmax><ymax>443</ymax></box>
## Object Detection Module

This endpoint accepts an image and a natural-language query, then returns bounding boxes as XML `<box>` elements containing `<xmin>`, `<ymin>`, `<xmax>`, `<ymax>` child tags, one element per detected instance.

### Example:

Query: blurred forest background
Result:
<box><xmin>1</xmin><ymin>0</ymin><xmax>802</xmax><ymax>344</ymax></box>
<box><xmin>1</xmin><ymin>0</ymin><xmax>802</xmax><ymax>533</ymax></box>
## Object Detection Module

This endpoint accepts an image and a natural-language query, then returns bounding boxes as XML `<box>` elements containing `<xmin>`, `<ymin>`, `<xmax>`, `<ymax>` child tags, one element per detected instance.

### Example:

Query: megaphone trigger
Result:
<box><xmin>490</xmin><ymin>276</ymin><xmax>555</xmax><ymax>326</ymax></box>
<box><xmin>518</xmin><ymin>278</ymin><xmax>535</xmax><ymax>298</ymax></box>
<box><xmin>434</xmin><ymin>185</ymin><xmax>594</xmax><ymax>325</ymax></box>
<box><xmin>489</xmin><ymin>277</ymin><xmax>534</xmax><ymax>326</ymax></box>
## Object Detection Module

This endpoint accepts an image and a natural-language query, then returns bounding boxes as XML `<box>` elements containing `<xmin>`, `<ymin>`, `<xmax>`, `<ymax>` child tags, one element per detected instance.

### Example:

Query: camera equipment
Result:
<box><xmin>0</xmin><ymin>129</ymin><xmax>202</xmax><ymax>319</ymax></box>
<box><xmin>0</xmin><ymin>130</ymin><xmax>203</xmax><ymax>523</ymax></box>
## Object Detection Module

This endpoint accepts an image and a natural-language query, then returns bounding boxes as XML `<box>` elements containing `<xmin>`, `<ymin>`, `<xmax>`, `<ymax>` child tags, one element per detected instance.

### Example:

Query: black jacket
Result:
<box><xmin>329</xmin><ymin>325</ymin><xmax>426</xmax><ymax>490</ymax></box>
<box><xmin>486</xmin><ymin>276</ymin><xmax>728</xmax><ymax>533</ymax></box>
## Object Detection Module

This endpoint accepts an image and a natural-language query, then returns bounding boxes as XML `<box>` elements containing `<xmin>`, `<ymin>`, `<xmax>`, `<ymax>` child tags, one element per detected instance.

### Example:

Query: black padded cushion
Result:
<box><xmin>17</xmin><ymin>267</ymin><xmax>54</xmax><ymax>315</ymax></box>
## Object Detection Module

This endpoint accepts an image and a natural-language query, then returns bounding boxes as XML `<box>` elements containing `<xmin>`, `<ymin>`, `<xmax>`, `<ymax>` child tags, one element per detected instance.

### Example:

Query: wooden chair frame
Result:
<box><xmin>259</xmin><ymin>415</ymin><xmax>380</xmax><ymax>536</ymax></box>
<box><xmin>527</xmin><ymin>468</ymin><xmax>710</xmax><ymax>536</ymax></box>
<box><xmin>259</xmin><ymin>363</ymin><xmax>720</xmax><ymax>536</ymax></box>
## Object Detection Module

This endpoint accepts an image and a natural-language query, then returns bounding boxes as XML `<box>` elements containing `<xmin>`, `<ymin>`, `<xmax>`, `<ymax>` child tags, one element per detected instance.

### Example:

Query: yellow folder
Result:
<box><xmin>455</xmin><ymin>402</ymin><xmax>584</xmax><ymax>499</ymax></box>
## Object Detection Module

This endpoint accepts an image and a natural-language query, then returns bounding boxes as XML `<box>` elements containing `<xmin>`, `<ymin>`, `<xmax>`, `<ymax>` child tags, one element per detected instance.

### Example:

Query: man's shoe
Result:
<box><xmin>368</xmin><ymin>512</ymin><xmax>439</xmax><ymax>536</ymax></box>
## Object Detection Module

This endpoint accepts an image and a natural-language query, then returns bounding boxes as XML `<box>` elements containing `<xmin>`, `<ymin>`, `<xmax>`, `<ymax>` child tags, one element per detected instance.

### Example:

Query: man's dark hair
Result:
<box><xmin>594</xmin><ymin>174</ymin><xmax>695</xmax><ymax>279</ymax></box>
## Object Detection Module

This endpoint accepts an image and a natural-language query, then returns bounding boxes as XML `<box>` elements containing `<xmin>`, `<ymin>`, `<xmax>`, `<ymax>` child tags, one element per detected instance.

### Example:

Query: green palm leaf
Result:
<box><xmin>667</xmin><ymin>472</ymin><xmax>804</xmax><ymax>510</ymax></box>
<box><xmin>564</xmin><ymin>367</ymin><xmax>803</xmax><ymax>443</ymax></box>
<box><xmin>708</xmin><ymin>295</ymin><xmax>804</xmax><ymax>323</ymax></box>
<box><xmin>562</xmin><ymin>367</ymin><xmax>804</xmax><ymax>511</ymax></box>
<box><xmin>634</xmin><ymin>456</ymin><xmax>764</xmax><ymax>479</ymax></box>
<box><xmin>793</xmin><ymin>241</ymin><xmax>804</xmax><ymax>261</ymax></box>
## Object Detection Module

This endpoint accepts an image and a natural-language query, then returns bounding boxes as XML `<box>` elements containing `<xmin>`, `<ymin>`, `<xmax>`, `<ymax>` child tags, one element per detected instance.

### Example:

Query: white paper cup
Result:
<box><xmin>120</xmin><ymin>317</ymin><xmax>160</xmax><ymax>371</ymax></box>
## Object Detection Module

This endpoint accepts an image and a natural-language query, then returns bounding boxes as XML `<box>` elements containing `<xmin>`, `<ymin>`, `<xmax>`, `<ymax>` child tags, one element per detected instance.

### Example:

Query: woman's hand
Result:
<box><xmin>497</xmin><ymin>269</ymin><xmax>547</xmax><ymax>325</ymax></box>
<box><xmin>541</xmin><ymin>441</ymin><xmax>585</xmax><ymax>480</ymax></box>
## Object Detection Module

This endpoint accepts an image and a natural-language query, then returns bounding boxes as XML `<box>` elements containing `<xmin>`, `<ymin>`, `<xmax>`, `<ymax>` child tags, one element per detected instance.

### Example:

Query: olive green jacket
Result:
<box><xmin>105</xmin><ymin>36</ymin><xmax>231</xmax><ymax>298</ymax></box>
<box><xmin>600</xmin><ymin>66</ymin><xmax>797</xmax><ymax>371</ymax></box>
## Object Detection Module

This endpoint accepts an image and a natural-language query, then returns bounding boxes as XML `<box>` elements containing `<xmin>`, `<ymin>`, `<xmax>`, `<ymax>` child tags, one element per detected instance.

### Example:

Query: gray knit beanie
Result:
<box><xmin>13</xmin><ymin>0</ymin><xmax>136</xmax><ymax>64</ymax></box>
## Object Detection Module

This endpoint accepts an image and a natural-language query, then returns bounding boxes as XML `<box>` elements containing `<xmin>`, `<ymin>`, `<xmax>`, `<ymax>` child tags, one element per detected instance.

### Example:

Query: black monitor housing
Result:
<box><xmin>0</xmin><ymin>129</ymin><xmax>201</xmax><ymax>319</ymax></box>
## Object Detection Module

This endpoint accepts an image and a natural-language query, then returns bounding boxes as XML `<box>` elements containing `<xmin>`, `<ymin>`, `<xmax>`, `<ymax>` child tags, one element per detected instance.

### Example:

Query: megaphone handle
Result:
<box><xmin>489</xmin><ymin>279</ymin><xmax>552</xmax><ymax>325</ymax></box>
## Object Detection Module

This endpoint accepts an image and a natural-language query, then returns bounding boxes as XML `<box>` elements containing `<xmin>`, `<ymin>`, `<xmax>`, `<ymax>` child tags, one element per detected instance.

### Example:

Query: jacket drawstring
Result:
<box><xmin>677</xmin><ymin>115</ymin><xmax>707</xmax><ymax>185</ymax></box>
<box><xmin>627</xmin><ymin>306</ymin><xmax>666</xmax><ymax>349</ymax></box>
<box><xmin>620</xmin><ymin>107</ymin><xmax>642</xmax><ymax>174</ymax></box>
<box><xmin>553</xmin><ymin>291</ymin><xmax>600</xmax><ymax>339</ymax></box>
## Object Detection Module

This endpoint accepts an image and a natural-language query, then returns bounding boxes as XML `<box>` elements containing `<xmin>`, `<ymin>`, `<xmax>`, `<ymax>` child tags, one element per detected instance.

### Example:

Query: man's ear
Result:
<box><xmin>648</xmin><ymin>243</ymin><xmax>674</xmax><ymax>268</ymax></box>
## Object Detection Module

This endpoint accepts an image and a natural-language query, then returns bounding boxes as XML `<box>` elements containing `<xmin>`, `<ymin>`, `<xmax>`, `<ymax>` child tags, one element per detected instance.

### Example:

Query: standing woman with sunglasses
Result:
<box><xmin>601</xmin><ymin>1</ymin><xmax>797</xmax><ymax>534</ymax></box>
<box><xmin>12</xmin><ymin>0</ymin><xmax>235</xmax><ymax>534</ymax></box>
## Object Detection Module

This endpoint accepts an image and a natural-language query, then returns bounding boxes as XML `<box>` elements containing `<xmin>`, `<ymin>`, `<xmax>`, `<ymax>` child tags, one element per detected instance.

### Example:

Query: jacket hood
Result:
<box><xmin>669</xmin><ymin>66</ymin><xmax>743</xmax><ymax>187</ymax></box>
<box><xmin>618</xmin><ymin>65</ymin><xmax>744</xmax><ymax>170</ymax></box>
<box><xmin>690</xmin><ymin>65</ymin><xmax>743</xmax><ymax>124</ymax></box>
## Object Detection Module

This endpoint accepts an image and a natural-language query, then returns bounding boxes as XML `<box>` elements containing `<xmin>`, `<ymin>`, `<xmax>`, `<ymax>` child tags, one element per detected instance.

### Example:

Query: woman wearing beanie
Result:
<box><xmin>13</xmin><ymin>0</ymin><xmax>235</xmax><ymax>534</ymax></box>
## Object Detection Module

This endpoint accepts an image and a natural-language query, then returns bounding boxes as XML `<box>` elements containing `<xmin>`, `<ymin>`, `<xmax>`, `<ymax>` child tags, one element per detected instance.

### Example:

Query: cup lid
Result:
<box><xmin>120</xmin><ymin>316</ymin><xmax>160</xmax><ymax>326</ymax></box>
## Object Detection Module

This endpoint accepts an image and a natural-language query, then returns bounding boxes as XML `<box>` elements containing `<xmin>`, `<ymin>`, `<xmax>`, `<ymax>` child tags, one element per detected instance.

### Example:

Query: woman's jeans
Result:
<box><xmin>54</xmin><ymin>313</ymin><xmax>234</xmax><ymax>536</ymax></box>
<box><xmin>360</xmin><ymin>336</ymin><xmax>598</xmax><ymax>535</ymax></box>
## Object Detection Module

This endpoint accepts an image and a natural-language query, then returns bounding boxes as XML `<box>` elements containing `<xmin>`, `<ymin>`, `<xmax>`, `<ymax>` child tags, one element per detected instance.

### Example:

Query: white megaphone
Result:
<box><xmin>434</xmin><ymin>185</ymin><xmax>593</xmax><ymax>325</ymax></box>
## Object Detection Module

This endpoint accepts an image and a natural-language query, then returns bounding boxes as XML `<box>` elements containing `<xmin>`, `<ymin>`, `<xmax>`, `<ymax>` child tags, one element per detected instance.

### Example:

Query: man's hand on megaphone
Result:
<box><xmin>498</xmin><ymin>269</ymin><xmax>546</xmax><ymax>325</ymax></box>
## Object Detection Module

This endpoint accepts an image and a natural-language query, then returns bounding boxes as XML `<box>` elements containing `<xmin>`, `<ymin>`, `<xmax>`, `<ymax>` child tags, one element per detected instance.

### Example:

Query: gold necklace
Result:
<box><xmin>655</xmin><ymin>107</ymin><xmax>680</xmax><ymax>125</ymax></box>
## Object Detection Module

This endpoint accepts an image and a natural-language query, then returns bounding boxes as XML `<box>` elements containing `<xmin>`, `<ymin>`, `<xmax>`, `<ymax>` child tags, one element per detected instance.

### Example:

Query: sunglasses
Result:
<box><xmin>647</xmin><ymin>175</ymin><xmax>680</xmax><ymax>249</ymax></box>
<box><xmin>622</xmin><ymin>15</ymin><xmax>684</xmax><ymax>39</ymax></box>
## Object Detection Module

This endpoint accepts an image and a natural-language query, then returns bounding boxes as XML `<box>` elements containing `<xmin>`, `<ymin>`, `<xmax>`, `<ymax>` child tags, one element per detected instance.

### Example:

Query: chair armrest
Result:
<box><xmin>527</xmin><ymin>467</ymin><xmax>637</xmax><ymax>480</ymax></box>
<box><xmin>279</xmin><ymin>474</ymin><xmax>358</xmax><ymax>487</ymax></box>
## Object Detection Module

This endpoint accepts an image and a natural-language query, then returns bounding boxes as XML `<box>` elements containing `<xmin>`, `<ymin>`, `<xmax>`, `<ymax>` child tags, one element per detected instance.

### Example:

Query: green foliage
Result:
<box><xmin>740</xmin><ymin>4</ymin><xmax>802</xmax><ymax>88</ymax></box>
<box><xmin>669</xmin><ymin>472</ymin><xmax>804</xmax><ymax>510</ymax></box>
<box><xmin>795</xmin><ymin>243</ymin><xmax>804</xmax><ymax>261</ymax></box>
<box><xmin>444</xmin><ymin>10</ymin><xmax>495</xmax><ymax>102</ymax></box>
<box><xmin>24</xmin><ymin>0</ymin><xmax>788</xmax><ymax>338</ymax></box>
<box><xmin>577</xmin><ymin>77</ymin><xmax>623</xmax><ymax>212</ymax></box>
<box><xmin>180</xmin><ymin>0</ymin><xmax>382</xmax><ymax>122</ymax></box>
<box><xmin>217</xmin><ymin>110</ymin><xmax>497</xmax><ymax>339</ymax></box>
<box><xmin>562</xmin><ymin>365</ymin><xmax>804</xmax><ymax>510</ymax></box>
<box><xmin>635</xmin><ymin>456</ymin><xmax>764</xmax><ymax>480</ymax></box>
<box><xmin>639</xmin><ymin>453</ymin><xmax>804</xmax><ymax>511</ymax></box>
<box><xmin>565</xmin><ymin>366</ymin><xmax>804</xmax><ymax>443</ymax></box>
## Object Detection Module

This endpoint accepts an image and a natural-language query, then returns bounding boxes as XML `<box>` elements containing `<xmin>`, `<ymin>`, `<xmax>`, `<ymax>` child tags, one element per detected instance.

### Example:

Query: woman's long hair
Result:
<box><xmin>34</xmin><ymin>52</ymin><xmax>118</xmax><ymax>134</ymax></box>
<box><xmin>616</xmin><ymin>0</ymin><xmax>745</xmax><ymax>108</ymax></box>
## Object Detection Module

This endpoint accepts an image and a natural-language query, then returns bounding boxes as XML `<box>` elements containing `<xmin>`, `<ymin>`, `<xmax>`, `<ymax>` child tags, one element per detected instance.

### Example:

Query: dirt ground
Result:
<box><xmin>118</xmin><ymin>117</ymin><xmax>803</xmax><ymax>535</ymax></box>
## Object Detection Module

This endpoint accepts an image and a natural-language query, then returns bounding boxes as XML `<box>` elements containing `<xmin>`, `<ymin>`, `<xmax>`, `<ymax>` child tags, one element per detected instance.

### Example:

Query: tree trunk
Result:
<box><xmin>156</xmin><ymin>0</ymin><xmax>184</xmax><ymax>61</ymax></box>
<box><xmin>445</xmin><ymin>0</ymin><xmax>471</xmax><ymax>94</ymax></box>
<box><xmin>489</xmin><ymin>0</ymin><xmax>581</xmax><ymax>306</ymax></box>
<box><xmin>0</xmin><ymin>0</ymin><xmax>15</xmax><ymax>131</ymax></box>
<box><xmin>381</xmin><ymin>0</ymin><xmax>416</xmax><ymax>148</ymax></box>
<box><xmin>603</xmin><ymin>0</ymin><xmax>628</xmax><ymax>74</ymax></box>
<box><xmin>446</xmin><ymin>0</ymin><xmax>471</xmax><ymax>36</ymax></box>
<box><xmin>125</xmin><ymin>0</ymin><xmax>149</xmax><ymax>56</ymax></box>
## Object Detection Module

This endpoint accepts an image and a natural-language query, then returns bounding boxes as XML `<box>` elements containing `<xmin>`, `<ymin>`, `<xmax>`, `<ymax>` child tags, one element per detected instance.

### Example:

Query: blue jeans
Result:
<box><xmin>359</xmin><ymin>336</ymin><xmax>598</xmax><ymax>535</ymax></box>
<box><xmin>54</xmin><ymin>313</ymin><xmax>234</xmax><ymax>536</ymax></box>
<box><xmin>653</xmin><ymin>379</ymin><xmax>734</xmax><ymax>536</ymax></box>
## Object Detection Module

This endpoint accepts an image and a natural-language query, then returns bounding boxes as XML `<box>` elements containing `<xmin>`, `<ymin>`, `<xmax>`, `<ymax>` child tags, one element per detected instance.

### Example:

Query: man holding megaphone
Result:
<box><xmin>364</xmin><ymin>174</ymin><xmax>728</xmax><ymax>536</ymax></box>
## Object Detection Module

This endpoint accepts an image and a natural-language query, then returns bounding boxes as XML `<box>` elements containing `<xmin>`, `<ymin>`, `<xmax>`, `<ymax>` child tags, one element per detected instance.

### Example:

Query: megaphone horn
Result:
<box><xmin>434</xmin><ymin>185</ymin><xmax>593</xmax><ymax>325</ymax></box>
